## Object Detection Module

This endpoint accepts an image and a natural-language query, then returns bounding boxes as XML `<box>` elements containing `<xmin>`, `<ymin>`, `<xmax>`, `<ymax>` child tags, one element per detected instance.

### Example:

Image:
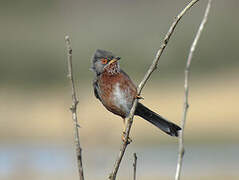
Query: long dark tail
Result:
<box><xmin>135</xmin><ymin>103</ymin><xmax>181</xmax><ymax>137</ymax></box>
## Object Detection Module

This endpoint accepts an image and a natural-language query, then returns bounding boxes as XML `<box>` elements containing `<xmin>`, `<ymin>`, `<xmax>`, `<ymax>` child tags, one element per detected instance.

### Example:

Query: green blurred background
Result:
<box><xmin>0</xmin><ymin>0</ymin><xmax>239</xmax><ymax>180</ymax></box>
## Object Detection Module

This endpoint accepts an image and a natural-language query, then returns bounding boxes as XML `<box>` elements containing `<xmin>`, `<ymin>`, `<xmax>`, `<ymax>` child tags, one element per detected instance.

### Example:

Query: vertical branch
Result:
<box><xmin>109</xmin><ymin>0</ymin><xmax>200</xmax><ymax>180</ymax></box>
<box><xmin>175</xmin><ymin>1</ymin><xmax>212</xmax><ymax>180</ymax></box>
<box><xmin>133</xmin><ymin>153</ymin><xmax>138</xmax><ymax>180</ymax></box>
<box><xmin>65</xmin><ymin>35</ymin><xmax>85</xmax><ymax>180</ymax></box>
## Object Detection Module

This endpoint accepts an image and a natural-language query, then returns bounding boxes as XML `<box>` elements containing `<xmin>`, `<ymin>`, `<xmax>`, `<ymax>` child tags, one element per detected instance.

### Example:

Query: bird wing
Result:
<box><xmin>93</xmin><ymin>78</ymin><xmax>101</xmax><ymax>100</ymax></box>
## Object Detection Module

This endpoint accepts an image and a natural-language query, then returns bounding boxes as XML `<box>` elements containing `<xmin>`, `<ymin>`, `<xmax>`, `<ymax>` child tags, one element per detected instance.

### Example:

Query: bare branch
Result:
<box><xmin>133</xmin><ymin>153</ymin><xmax>137</xmax><ymax>180</ymax></box>
<box><xmin>175</xmin><ymin>1</ymin><xmax>212</xmax><ymax>180</ymax></box>
<box><xmin>109</xmin><ymin>1</ymin><xmax>200</xmax><ymax>179</ymax></box>
<box><xmin>65</xmin><ymin>35</ymin><xmax>85</xmax><ymax>180</ymax></box>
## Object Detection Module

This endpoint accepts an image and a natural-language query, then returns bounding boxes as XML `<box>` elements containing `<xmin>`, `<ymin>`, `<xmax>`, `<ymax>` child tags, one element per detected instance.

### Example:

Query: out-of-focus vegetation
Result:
<box><xmin>0</xmin><ymin>0</ymin><xmax>238</xmax><ymax>87</ymax></box>
<box><xmin>0</xmin><ymin>0</ymin><xmax>238</xmax><ymax>180</ymax></box>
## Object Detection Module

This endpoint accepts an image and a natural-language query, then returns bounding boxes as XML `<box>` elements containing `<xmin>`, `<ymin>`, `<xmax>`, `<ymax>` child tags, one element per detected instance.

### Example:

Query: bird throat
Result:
<box><xmin>103</xmin><ymin>62</ymin><xmax>120</xmax><ymax>75</ymax></box>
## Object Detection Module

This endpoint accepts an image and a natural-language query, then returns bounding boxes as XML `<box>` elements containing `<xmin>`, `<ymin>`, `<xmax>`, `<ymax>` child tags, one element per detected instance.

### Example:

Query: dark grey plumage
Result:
<box><xmin>91</xmin><ymin>49</ymin><xmax>181</xmax><ymax>137</ymax></box>
<box><xmin>135</xmin><ymin>103</ymin><xmax>181</xmax><ymax>137</ymax></box>
<box><xmin>91</xmin><ymin>49</ymin><xmax>116</xmax><ymax>76</ymax></box>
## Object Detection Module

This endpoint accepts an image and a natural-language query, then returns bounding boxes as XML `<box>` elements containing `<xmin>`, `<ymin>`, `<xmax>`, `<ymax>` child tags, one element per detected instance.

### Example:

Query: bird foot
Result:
<box><xmin>136</xmin><ymin>95</ymin><xmax>144</xmax><ymax>100</ymax></box>
<box><xmin>122</xmin><ymin>132</ymin><xmax>132</xmax><ymax>144</ymax></box>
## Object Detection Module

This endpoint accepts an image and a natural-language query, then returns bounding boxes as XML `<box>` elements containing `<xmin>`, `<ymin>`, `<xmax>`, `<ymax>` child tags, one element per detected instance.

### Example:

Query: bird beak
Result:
<box><xmin>108</xmin><ymin>57</ymin><xmax>121</xmax><ymax>65</ymax></box>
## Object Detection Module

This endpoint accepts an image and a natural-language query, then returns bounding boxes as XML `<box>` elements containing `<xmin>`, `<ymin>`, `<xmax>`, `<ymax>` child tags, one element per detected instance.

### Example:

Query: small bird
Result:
<box><xmin>91</xmin><ymin>49</ymin><xmax>181</xmax><ymax>140</ymax></box>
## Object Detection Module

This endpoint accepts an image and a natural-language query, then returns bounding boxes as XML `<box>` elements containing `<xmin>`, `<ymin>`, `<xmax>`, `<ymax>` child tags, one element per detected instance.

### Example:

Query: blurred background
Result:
<box><xmin>0</xmin><ymin>0</ymin><xmax>239</xmax><ymax>180</ymax></box>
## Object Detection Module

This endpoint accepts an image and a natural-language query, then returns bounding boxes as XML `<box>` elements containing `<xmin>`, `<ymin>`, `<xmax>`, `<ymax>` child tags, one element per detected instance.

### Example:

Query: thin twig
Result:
<box><xmin>133</xmin><ymin>153</ymin><xmax>137</xmax><ymax>180</ymax></box>
<box><xmin>175</xmin><ymin>1</ymin><xmax>212</xmax><ymax>180</ymax></box>
<box><xmin>65</xmin><ymin>35</ymin><xmax>85</xmax><ymax>180</ymax></box>
<box><xmin>109</xmin><ymin>1</ymin><xmax>200</xmax><ymax>179</ymax></box>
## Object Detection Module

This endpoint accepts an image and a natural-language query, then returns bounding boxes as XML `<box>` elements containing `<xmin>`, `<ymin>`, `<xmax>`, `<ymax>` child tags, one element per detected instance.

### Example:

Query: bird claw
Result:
<box><xmin>136</xmin><ymin>95</ymin><xmax>144</xmax><ymax>100</ymax></box>
<box><xmin>122</xmin><ymin>132</ymin><xmax>132</xmax><ymax>144</ymax></box>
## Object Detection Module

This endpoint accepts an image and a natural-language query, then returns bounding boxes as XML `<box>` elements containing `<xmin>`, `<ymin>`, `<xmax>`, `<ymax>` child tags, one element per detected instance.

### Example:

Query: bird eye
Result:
<box><xmin>101</xmin><ymin>58</ymin><xmax>108</xmax><ymax>64</ymax></box>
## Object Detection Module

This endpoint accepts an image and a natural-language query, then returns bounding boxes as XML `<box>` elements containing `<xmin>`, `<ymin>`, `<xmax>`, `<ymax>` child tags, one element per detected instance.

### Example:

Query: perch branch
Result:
<box><xmin>175</xmin><ymin>1</ymin><xmax>212</xmax><ymax>180</ymax></box>
<box><xmin>109</xmin><ymin>0</ymin><xmax>200</xmax><ymax>179</ymax></box>
<box><xmin>133</xmin><ymin>153</ymin><xmax>137</xmax><ymax>180</ymax></box>
<box><xmin>65</xmin><ymin>35</ymin><xmax>85</xmax><ymax>180</ymax></box>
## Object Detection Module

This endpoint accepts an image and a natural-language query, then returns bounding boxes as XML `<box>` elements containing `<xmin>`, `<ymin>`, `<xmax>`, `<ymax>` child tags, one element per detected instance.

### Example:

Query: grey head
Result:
<box><xmin>91</xmin><ymin>49</ymin><xmax>121</xmax><ymax>76</ymax></box>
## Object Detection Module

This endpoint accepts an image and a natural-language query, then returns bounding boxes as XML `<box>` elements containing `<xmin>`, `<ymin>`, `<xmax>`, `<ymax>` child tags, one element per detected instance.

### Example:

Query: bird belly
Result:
<box><xmin>97</xmin><ymin>71</ymin><xmax>137</xmax><ymax>118</ymax></box>
<box><xmin>112</xmin><ymin>83</ymin><xmax>132</xmax><ymax>116</ymax></box>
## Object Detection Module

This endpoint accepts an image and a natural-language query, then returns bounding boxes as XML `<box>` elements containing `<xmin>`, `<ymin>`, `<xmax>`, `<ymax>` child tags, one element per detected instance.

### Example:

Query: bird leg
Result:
<box><xmin>135</xmin><ymin>95</ymin><xmax>144</xmax><ymax>100</ymax></box>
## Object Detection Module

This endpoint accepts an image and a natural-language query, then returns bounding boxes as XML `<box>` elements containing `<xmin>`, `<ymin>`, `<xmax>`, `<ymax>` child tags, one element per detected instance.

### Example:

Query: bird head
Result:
<box><xmin>91</xmin><ymin>49</ymin><xmax>121</xmax><ymax>75</ymax></box>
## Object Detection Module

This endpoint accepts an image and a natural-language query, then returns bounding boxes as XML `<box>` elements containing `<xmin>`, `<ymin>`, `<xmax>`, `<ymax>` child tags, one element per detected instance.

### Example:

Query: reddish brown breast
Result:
<box><xmin>98</xmin><ymin>64</ymin><xmax>137</xmax><ymax>118</ymax></box>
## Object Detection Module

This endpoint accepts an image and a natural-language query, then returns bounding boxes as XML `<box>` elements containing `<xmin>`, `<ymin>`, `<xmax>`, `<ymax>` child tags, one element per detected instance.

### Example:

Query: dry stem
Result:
<box><xmin>175</xmin><ymin>1</ymin><xmax>212</xmax><ymax>180</ymax></box>
<box><xmin>133</xmin><ymin>153</ymin><xmax>137</xmax><ymax>180</ymax></box>
<box><xmin>65</xmin><ymin>35</ymin><xmax>85</xmax><ymax>180</ymax></box>
<box><xmin>109</xmin><ymin>0</ymin><xmax>200</xmax><ymax>179</ymax></box>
